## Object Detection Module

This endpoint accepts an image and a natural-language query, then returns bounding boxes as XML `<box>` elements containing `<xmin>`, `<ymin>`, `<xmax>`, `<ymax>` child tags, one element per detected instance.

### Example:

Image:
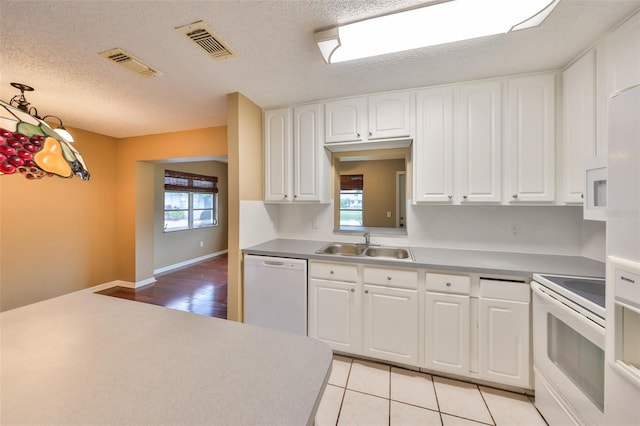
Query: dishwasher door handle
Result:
<box><xmin>263</xmin><ymin>260</ymin><xmax>285</xmax><ymax>266</ymax></box>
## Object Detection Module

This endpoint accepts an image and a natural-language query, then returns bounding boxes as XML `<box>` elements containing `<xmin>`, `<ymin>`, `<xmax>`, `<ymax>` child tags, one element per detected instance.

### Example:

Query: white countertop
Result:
<box><xmin>0</xmin><ymin>291</ymin><xmax>332</xmax><ymax>425</ymax></box>
<box><xmin>243</xmin><ymin>238</ymin><xmax>606</xmax><ymax>278</ymax></box>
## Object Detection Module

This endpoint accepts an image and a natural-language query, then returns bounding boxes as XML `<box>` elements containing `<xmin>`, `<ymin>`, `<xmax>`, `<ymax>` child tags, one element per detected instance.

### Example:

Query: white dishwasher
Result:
<box><xmin>244</xmin><ymin>255</ymin><xmax>307</xmax><ymax>336</ymax></box>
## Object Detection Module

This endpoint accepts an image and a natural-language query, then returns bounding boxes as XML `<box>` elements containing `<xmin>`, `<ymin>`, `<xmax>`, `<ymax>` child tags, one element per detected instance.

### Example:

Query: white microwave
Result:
<box><xmin>584</xmin><ymin>156</ymin><xmax>607</xmax><ymax>221</ymax></box>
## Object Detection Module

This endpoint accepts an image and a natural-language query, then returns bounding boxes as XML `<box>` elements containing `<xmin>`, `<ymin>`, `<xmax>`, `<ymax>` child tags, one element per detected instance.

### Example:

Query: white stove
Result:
<box><xmin>531</xmin><ymin>273</ymin><xmax>606</xmax><ymax>425</ymax></box>
<box><xmin>533</xmin><ymin>273</ymin><xmax>605</xmax><ymax>326</ymax></box>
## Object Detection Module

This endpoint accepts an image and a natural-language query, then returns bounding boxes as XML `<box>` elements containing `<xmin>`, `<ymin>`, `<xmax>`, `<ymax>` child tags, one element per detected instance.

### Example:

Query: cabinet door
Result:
<box><xmin>424</xmin><ymin>292</ymin><xmax>470</xmax><ymax>374</ymax></box>
<box><xmin>264</xmin><ymin>108</ymin><xmax>291</xmax><ymax>202</ymax></box>
<box><xmin>325</xmin><ymin>98</ymin><xmax>367</xmax><ymax>143</ymax></box>
<box><xmin>414</xmin><ymin>87</ymin><xmax>454</xmax><ymax>203</ymax></box>
<box><xmin>308</xmin><ymin>278</ymin><xmax>359</xmax><ymax>353</ymax></box>
<box><xmin>368</xmin><ymin>92</ymin><xmax>412</xmax><ymax>140</ymax></box>
<box><xmin>478</xmin><ymin>298</ymin><xmax>530</xmax><ymax>388</ymax></box>
<box><xmin>293</xmin><ymin>104</ymin><xmax>322</xmax><ymax>202</ymax></box>
<box><xmin>363</xmin><ymin>284</ymin><xmax>418</xmax><ymax>364</ymax></box>
<box><xmin>608</xmin><ymin>11</ymin><xmax>640</xmax><ymax>94</ymax></box>
<box><xmin>562</xmin><ymin>52</ymin><xmax>596</xmax><ymax>204</ymax></box>
<box><xmin>458</xmin><ymin>81</ymin><xmax>502</xmax><ymax>203</ymax></box>
<box><xmin>507</xmin><ymin>74</ymin><xmax>555</xmax><ymax>203</ymax></box>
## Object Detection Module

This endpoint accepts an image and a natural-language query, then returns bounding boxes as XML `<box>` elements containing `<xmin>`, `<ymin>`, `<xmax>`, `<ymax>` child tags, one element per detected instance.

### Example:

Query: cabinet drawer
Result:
<box><xmin>363</xmin><ymin>267</ymin><xmax>418</xmax><ymax>289</ymax></box>
<box><xmin>309</xmin><ymin>261</ymin><xmax>357</xmax><ymax>282</ymax></box>
<box><xmin>480</xmin><ymin>279</ymin><xmax>530</xmax><ymax>302</ymax></box>
<box><xmin>426</xmin><ymin>273</ymin><xmax>470</xmax><ymax>295</ymax></box>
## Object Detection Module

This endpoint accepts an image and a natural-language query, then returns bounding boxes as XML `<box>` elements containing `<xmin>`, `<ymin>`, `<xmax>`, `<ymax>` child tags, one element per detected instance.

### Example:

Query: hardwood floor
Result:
<box><xmin>96</xmin><ymin>254</ymin><xmax>228</xmax><ymax>319</ymax></box>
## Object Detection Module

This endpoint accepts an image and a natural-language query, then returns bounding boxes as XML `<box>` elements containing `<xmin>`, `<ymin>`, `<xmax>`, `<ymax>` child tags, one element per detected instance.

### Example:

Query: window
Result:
<box><xmin>164</xmin><ymin>170</ymin><xmax>218</xmax><ymax>232</ymax></box>
<box><xmin>339</xmin><ymin>174</ymin><xmax>363</xmax><ymax>226</ymax></box>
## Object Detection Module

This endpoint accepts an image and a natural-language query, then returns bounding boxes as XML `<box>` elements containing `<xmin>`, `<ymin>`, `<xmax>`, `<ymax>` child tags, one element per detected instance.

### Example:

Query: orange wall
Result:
<box><xmin>0</xmin><ymin>125</ymin><xmax>228</xmax><ymax>311</ymax></box>
<box><xmin>227</xmin><ymin>92</ymin><xmax>262</xmax><ymax>321</ymax></box>
<box><xmin>116</xmin><ymin>127</ymin><xmax>228</xmax><ymax>283</ymax></box>
<box><xmin>0</xmin><ymin>128</ymin><xmax>119</xmax><ymax>311</ymax></box>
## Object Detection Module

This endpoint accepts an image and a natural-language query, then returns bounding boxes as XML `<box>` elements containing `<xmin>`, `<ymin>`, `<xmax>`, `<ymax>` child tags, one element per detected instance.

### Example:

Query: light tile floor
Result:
<box><xmin>316</xmin><ymin>355</ymin><xmax>548</xmax><ymax>426</ymax></box>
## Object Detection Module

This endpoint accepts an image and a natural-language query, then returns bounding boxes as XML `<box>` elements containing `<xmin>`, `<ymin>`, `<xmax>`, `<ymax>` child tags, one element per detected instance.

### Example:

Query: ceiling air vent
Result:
<box><xmin>98</xmin><ymin>48</ymin><xmax>161</xmax><ymax>78</ymax></box>
<box><xmin>175</xmin><ymin>20</ymin><xmax>237</xmax><ymax>60</ymax></box>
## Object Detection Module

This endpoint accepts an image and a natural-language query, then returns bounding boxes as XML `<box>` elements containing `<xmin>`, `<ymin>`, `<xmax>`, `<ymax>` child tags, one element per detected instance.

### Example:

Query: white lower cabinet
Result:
<box><xmin>424</xmin><ymin>292</ymin><xmax>470</xmax><ymax>374</ymax></box>
<box><xmin>363</xmin><ymin>284</ymin><xmax>418</xmax><ymax>365</ymax></box>
<box><xmin>307</xmin><ymin>261</ymin><xmax>532</xmax><ymax>390</ymax></box>
<box><xmin>308</xmin><ymin>261</ymin><xmax>359</xmax><ymax>353</ymax></box>
<box><xmin>477</xmin><ymin>278</ymin><xmax>531</xmax><ymax>388</ymax></box>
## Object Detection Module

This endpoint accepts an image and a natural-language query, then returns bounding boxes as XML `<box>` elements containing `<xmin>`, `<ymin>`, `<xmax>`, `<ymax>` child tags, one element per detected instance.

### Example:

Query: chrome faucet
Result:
<box><xmin>363</xmin><ymin>231</ymin><xmax>370</xmax><ymax>247</ymax></box>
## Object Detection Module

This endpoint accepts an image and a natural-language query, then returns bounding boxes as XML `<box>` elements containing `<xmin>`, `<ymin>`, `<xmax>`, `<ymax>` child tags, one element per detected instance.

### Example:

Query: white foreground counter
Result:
<box><xmin>0</xmin><ymin>291</ymin><xmax>332</xmax><ymax>425</ymax></box>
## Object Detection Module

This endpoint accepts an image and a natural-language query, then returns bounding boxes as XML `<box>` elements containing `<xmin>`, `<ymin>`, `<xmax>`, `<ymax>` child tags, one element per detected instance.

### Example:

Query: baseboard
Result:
<box><xmin>133</xmin><ymin>277</ymin><xmax>156</xmax><ymax>288</ymax></box>
<box><xmin>85</xmin><ymin>280</ymin><xmax>135</xmax><ymax>293</ymax></box>
<box><xmin>86</xmin><ymin>251</ymin><xmax>228</xmax><ymax>294</ymax></box>
<box><xmin>154</xmin><ymin>249</ymin><xmax>228</xmax><ymax>275</ymax></box>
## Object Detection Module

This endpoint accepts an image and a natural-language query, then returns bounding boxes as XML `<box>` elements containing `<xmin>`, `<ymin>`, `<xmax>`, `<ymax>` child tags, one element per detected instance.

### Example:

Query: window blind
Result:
<box><xmin>164</xmin><ymin>170</ymin><xmax>218</xmax><ymax>193</ymax></box>
<box><xmin>340</xmin><ymin>174</ymin><xmax>363</xmax><ymax>190</ymax></box>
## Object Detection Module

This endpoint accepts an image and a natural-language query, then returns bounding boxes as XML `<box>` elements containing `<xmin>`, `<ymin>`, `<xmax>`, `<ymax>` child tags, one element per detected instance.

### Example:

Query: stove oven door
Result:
<box><xmin>532</xmin><ymin>281</ymin><xmax>605</xmax><ymax>426</ymax></box>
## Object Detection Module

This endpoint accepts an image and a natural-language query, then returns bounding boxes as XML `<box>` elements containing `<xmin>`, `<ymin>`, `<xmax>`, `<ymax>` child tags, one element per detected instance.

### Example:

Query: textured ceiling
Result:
<box><xmin>1</xmin><ymin>0</ymin><xmax>639</xmax><ymax>138</ymax></box>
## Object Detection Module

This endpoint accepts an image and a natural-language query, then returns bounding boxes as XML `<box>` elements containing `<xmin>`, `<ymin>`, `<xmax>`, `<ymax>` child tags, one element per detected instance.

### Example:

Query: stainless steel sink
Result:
<box><xmin>315</xmin><ymin>243</ymin><xmax>414</xmax><ymax>261</ymax></box>
<box><xmin>316</xmin><ymin>243</ymin><xmax>367</xmax><ymax>256</ymax></box>
<box><xmin>364</xmin><ymin>247</ymin><xmax>414</xmax><ymax>260</ymax></box>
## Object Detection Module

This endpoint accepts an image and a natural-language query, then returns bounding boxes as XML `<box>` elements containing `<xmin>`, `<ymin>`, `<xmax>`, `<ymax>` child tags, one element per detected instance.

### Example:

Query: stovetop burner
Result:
<box><xmin>533</xmin><ymin>274</ymin><xmax>606</xmax><ymax>319</ymax></box>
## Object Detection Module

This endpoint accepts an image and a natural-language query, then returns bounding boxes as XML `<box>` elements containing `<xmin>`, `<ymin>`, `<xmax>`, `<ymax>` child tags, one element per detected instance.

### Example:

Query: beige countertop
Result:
<box><xmin>243</xmin><ymin>238</ymin><xmax>606</xmax><ymax>278</ymax></box>
<box><xmin>0</xmin><ymin>291</ymin><xmax>332</xmax><ymax>425</ymax></box>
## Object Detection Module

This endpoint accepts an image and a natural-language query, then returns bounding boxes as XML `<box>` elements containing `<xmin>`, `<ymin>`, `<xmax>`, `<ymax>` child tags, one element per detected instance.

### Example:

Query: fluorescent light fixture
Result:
<box><xmin>314</xmin><ymin>0</ymin><xmax>560</xmax><ymax>64</ymax></box>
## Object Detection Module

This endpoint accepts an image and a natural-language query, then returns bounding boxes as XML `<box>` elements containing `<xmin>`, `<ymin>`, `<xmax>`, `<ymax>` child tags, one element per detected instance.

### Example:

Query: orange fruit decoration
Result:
<box><xmin>33</xmin><ymin>136</ymin><xmax>72</xmax><ymax>177</ymax></box>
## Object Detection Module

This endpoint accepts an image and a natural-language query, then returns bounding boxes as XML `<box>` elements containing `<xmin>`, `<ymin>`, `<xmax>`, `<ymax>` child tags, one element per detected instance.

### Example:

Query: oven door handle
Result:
<box><xmin>531</xmin><ymin>281</ymin><xmax>605</xmax><ymax>333</ymax></box>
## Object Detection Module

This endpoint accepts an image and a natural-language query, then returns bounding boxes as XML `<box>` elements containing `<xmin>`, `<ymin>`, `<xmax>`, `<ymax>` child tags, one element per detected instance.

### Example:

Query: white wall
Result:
<box><xmin>239</xmin><ymin>200</ymin><xmax>279</xmax><ymax>249</ymax></box>
<box><xmin>581</xmin><ymin>220</ymin><xmax>606</xmax><ymax>262</ymax></box>
<box><xmin>270</xmin><ymin>202</ymin><xmax>600</xmax><ymax>257</ymax></box>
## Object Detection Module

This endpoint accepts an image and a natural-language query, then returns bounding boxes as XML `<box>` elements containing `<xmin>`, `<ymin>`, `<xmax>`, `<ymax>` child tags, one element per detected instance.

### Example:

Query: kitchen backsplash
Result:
<box><xmin>240</xmin><ymin>200</ymin><xmax>605</xmax><ymax>261</ymax></box>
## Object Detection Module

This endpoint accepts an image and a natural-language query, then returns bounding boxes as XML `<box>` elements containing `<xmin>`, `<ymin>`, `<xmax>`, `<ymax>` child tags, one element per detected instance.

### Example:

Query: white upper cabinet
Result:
<box><xmin>562</xmin><ymin>51</ymin><xmax>596</xmax><ymax>204</ymax></box>
<box><xmin>457</xmin><ymin>81</ymin><xmax>503</xmax><ymax>203</ymax></box>
<box><xmin>325</xmin><ymin>97</ymin><xmax>367</xmax><ymax>143</ymax></box>
<box><xmin>507</xmin><ymin>74</ymin><xmax>555</xmax><ymax>203</ymax></box>
<box><xmin>264</xmin><ymin>104</ymin><xmax>329</xmax><ymax>203</ymax></box>
<box><xmin>293</xmin><ymin>104</ymin><xmax>326</xmax><ymax>202</ymax></box>
<box><xmin>367</xmin><ymin>92</ymin><xmax>412</xmax><ymax>140</ymax></box>
<box><xmin>264</xmin><ymin>108</ymin><xmax>291</xmax><ymax>202</ymax></box>
<box><xmin>325</xmin><ymin>92</ymin><xmax>412</xmax><ymax>144</ymax></box>
<box><xmin>414</xmin><ymin>87</ymin><xmax>454</xmax><ymax>203</ymax></box>
<box><xmin>608</xmin><ymin>11</ymin><xmax>640</xmax><ymax>94</ymax></box>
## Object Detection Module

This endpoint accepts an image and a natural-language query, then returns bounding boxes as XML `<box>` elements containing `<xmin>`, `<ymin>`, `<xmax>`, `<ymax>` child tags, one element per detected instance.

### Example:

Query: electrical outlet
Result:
<box><xmin>387</xmin><ymin>211</ymin><xmax>392</xmax><ymax>218</ymax></box>
<box><xmin>510</xmin><ymin>224</ymin><xmax>521</xmax><ymax>237</ymax></box>
<box><xmin>199</xmin><ymin>241</ymin><xmax>204</xmax><ymax>247</ymax></box>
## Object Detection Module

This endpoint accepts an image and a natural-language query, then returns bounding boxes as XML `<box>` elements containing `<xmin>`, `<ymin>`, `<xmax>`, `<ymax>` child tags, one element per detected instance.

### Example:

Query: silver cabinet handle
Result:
<box><xmin>581</xmin><ymin>193</ymin><xmax>584</xmax><ymax>199</ymax></box>
<box><xmin>294</xmin><ymin>194</ymin><xmax>298</xmax><ymax>199</ymax></box>
<box><xmin>330</xmin><ymin>270</ymin><xmax>334</xmax><ymax>274</ymax></box>
<box><xmin>357</xmin><ymin>132</ymin><xmax>361</xmax><ymax>137</ymax></box>
<box><xmin>350</xmin><ymin>288</ymin><xmax>355</xmax><ymax>292</ymax></box>
<box><xmin>462</xmin><ymin>195</ymin><xmax>468</xmax><ymax>199</ymax></box>
<box><xmin>512</xmin><ymin>194</ymin><xmax>518</xmax><ymax>199</ymax></box>
<box><xmin>387</xmin><ymin>276</ymin><xmax>392</xmax><ymax>281</ymax></box>
<box><xmin>365</xmin><ymin>290</ymin><xmax>369</xmax><ymax>294</ymax></box>
<box><xmin>446</xmin><ymin>282</ymin><xmax>452</xmax><ymax>287</ymax></box>
<box><xmin>284</xmin><ymin>194</ymin><xmax>288</xmax><ymax>199</ymax></box>
<box><xmin>369</xmin><ymin>131</ymin><xmax>372</xmax><ymax>137</ymax></box>
<box><xmin>448</xmin><ymin>194</ymin><xmax>452</xmax><ymax>199</ymax></box>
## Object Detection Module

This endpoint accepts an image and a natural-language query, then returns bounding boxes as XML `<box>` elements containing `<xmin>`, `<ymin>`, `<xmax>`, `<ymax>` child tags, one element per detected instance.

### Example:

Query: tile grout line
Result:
<box><xmin>477</xmin><ymin>385</ymin><xmax>497</xmax><ymax>426</ymax></box>
<box><xmin>431</xmin><ymin>374</ymin><xmax>444</xmax><ymax>426</ymax></box>
<box><xmin>334</xmin><ymin>357</ymin><xmax>353</xmax><ymax>426</ymax></box>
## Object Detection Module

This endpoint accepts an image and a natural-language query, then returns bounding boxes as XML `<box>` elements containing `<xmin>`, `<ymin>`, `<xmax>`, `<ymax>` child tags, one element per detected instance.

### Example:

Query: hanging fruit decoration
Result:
<box><xmin>0</xmin><ymin>99</ymin><xmax>90</xmax><ymax>180</ymax></box>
